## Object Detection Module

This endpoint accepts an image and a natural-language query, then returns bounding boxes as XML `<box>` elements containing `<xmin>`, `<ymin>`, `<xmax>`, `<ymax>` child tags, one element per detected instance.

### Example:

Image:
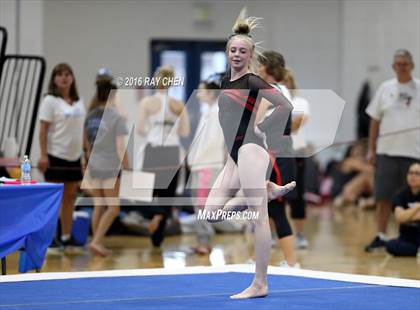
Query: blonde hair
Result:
<box><xmin>227</xmin><ymin>8</ymin><xmax>263</xmax><ymax>73</ymax></box>
<box><xmin>154</xmin><ymin>65</ymin><xmax>175</xmax><ymax>89</ymax></box>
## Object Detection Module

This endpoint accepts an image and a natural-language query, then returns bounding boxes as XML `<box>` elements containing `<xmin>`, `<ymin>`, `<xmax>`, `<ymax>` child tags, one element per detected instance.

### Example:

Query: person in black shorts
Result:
<box><xmin>386</xmin><ymin>162</ymin><xmax>420</xmax><ymax>256</ymax></box>
<box><xmin>38</xmin><ymin>63</ymin><xmax>85</xmax><ymax>248</ymax></box>
<box><xmin>203</xmin><ymin>9</ymin><xmax>295</xmax><ymax>299</ymax></box>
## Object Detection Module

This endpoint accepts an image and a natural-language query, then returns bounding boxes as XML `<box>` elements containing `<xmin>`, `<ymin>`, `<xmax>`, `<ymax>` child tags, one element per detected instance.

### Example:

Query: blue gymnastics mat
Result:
<box><xmin>0</xmin><ymin>265</ymin><xmax>419</xmax><ymax>309</ymax></box>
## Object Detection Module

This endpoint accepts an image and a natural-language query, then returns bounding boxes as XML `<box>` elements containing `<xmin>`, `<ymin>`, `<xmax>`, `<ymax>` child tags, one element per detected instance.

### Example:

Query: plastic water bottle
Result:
<box><xmin>21</xmin><ymin>155</ymin><xmax>31</xmax><ymax>185</ymax></box>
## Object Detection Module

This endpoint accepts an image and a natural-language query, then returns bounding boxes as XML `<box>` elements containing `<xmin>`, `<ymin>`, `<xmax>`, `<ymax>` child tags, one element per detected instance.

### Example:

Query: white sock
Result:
<box><xmin>378</xmin><ymin>233</ymin><xmax>387</xmax><ymax>241</ymax></box>
<box><xmin>61</xmin><ymin>234</ymin><xmax>71</xmax><ymax>242</ymax></box>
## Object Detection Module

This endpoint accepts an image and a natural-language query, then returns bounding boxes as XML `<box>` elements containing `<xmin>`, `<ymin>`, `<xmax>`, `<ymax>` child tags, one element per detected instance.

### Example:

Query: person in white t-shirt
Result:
<box><xmin>365</xmin><ymin>49</ymin><xmax>420</xmax><ymax>252</ymax></box>
<box><xmin>38</xmin><ymin>63</ymin><xmax>86</xmax><ymax>249</ymax></box>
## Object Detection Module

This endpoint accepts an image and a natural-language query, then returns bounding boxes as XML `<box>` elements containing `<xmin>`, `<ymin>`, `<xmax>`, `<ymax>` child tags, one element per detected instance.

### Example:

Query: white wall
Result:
<box><xmin>41</xmin><ymin>0</ymin><xmax>342</xmax><ymax>105</ymax></box>
<box><xmin>1</xmin><ymin>0</ymin><xmax>419</xmax><ymax>165</ymax></box>
<box><xmin>0</xmin><ymin>0</ymin><xmax>43</xmax><ymax>55</ymax></box>
<box><xmin>0</xmin><ymin>0</ymin><xmax>18</xmax><ymax>54</ymax></box>
<box><xmin>42</xmin><ymin>1</ymin><xmax>262</xmax><ymax>102</ymax></box>
<box><xmin>262</xmin><ymin>0</ymin><xmax>342</xmax><ymax>91</ymax></box>
<box><xmin>340</xmin><ymin>0</ymin><xmax>420</xmax><ymax>140</ymax></box>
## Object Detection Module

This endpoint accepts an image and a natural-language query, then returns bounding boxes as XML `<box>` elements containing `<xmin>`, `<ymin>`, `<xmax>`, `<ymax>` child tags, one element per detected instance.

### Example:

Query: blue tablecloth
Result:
<box><xmin>0</xmin><ymin>183</ymin><xmax>63</xmax><ymax>272</ymax></box>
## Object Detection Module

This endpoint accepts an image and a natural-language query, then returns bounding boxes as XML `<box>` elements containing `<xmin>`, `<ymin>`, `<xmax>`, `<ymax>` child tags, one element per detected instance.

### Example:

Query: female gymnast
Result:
<box><xmin>204</xmin><ymin>10</ymin><xmax>296</xmax><ymax>299</ymax></box>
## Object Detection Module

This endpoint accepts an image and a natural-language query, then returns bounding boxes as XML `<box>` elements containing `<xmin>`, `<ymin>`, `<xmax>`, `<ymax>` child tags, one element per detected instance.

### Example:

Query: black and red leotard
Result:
<box><xmin>218</xmin><ymin>73</ymin><xmax>293</xmax><ymax>163</ymax></box>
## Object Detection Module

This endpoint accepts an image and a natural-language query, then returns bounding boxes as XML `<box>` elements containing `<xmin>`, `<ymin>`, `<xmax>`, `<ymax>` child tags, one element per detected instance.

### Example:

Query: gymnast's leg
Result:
<box><xmin>230</xmin><ymin>143</ymin><xmax>271</xmax><ymax>299</ymax></box>
<box><xmin>267</xmin><ymin>180</ymin><xmax>296</xmax><ymax>201</ymax></box>
<box><xmin>204</xmin><ymin>156</ymin><xmax>245</xmax><ymax>219</ymax></box>
<box><xmin>204</xmin><ymin>156</ymin><xmax>295</xmax><ymax>221</ymax></box>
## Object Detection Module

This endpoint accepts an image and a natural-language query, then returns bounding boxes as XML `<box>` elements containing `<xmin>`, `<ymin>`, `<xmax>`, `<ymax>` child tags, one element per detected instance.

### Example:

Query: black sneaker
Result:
<box><xmin>364</xmin><ymin>236</ymin><xmax>386</xmax><ymax>252</ymax></box>
<box><xmin>61</xmin><ymin>236</ymin><xmax>84</xmax><ymax>248</ymax></box>
<box><xmin>47</xmin><ymin>238</ymin><xmax>63</xmax><ymax>255</ymax></box>
<box><xmin>62</xmin><ymin>237</ymin><xmax>86</xmax><ymax>254</ymax></box>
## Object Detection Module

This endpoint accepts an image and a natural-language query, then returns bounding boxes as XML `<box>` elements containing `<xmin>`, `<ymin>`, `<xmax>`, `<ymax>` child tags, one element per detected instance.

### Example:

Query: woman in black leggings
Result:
<box><xmin>257</xmin><ymin>50</ymin><xmax>299</xmax><ymax>267</ymax></box>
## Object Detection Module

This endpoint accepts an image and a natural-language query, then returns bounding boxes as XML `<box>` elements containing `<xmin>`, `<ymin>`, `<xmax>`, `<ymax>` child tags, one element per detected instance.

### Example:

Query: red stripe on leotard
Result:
<box><xmin>269</xmin><ymin>152</ymin><xmax>284</xmax><ymax>203</ymax></box>
<box><xmin>223</xmin><ymin>89</ymin><xmax>257</xmax><ymax>113</ymax></box>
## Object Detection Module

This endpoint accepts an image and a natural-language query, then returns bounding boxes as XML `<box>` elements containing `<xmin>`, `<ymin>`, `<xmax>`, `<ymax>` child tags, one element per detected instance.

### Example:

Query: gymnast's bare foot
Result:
<box><xmin>89</xmin><ymin>242</ymin><xmax>112</xmax><ymax>257</ymax></box>
<box><xmin>230</xmin><ymin>282</ymin><xmax>268</xmax><ymax>299</ymax></box>
<box><xmin>267</xmin><ymin>181</ymin><xmax>296</xmax><ymax>201</ymax></box>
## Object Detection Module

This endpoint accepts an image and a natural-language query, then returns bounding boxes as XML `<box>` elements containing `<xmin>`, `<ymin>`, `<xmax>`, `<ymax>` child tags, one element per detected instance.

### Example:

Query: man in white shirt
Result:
<box><xmin>365</xmin><ymin>49</ymin><xmax>420</xmax><ymax>252</ymax></box>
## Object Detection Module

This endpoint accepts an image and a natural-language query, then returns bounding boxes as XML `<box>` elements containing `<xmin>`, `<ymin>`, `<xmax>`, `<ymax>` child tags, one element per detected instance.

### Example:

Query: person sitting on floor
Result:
<box><xmin>385</xmin><ymin>162</ymin><xmax>420</xmax><ymax>257</ymax></box>
<box><xmin>332</xmin><ymin>142</ymin><xmax>374</xmax><ymax>208</ymax></box>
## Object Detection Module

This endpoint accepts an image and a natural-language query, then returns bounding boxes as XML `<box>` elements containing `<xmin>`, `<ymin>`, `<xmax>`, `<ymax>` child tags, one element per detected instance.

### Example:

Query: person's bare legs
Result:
<box><xmin>90</xmin><ymin>188</ymin><xmax>105</xmax><ymax>235</ymax></box>
<box><xmin>89</xmin><ymin>178</ymin><xmax>121</xmax><ymax>257</ymax></box>
<box><xmin>148</xmin><ymin>215</ymin><xmax>164</xmax><ymax>233</ymax></box>
<box><xmin>377</xmin><ymin>199</ymin><xmax>392</xmax><ymax>234</ymax></box>
<box><xmin>269</xmin><ymin>211</ymin><xmax>296</xmax><ymax>266</ymax></box>
<box><xmin>205</xmin><ymin>158</ymin><xmax>294</xmax><ymax>221</ymax></box>
<box><xmin>293</xmin><ymin>219</ymin><xmax>305</xmax><ymax>236</ymax></box>
<box><xmin>230</xmin><ymin>144</ymin><xmax>270</xmax><ymax>299</ymax></box>
<box><xmin>60</xmin><ymin>181</ymin><xmax>79</xmax><ymax>237</ymax></box>
<box><xmin>204</xmin><ymin>157</ymin><xmax>242</xmax><ymax>219</ymax></box>
<box><xmin>277</xmin><ymin>235</ymin><xmax>296</xmax><ymax>266</ymax></box>
<box><xmin>204</xmin><ymin>148</ymin><xmax>294</xmax><ymax>298</ymax></box>
<box><xmin>341</xmin><ymin>172</ymin><xmax>371</xmax><ymax>204</ymax></box>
